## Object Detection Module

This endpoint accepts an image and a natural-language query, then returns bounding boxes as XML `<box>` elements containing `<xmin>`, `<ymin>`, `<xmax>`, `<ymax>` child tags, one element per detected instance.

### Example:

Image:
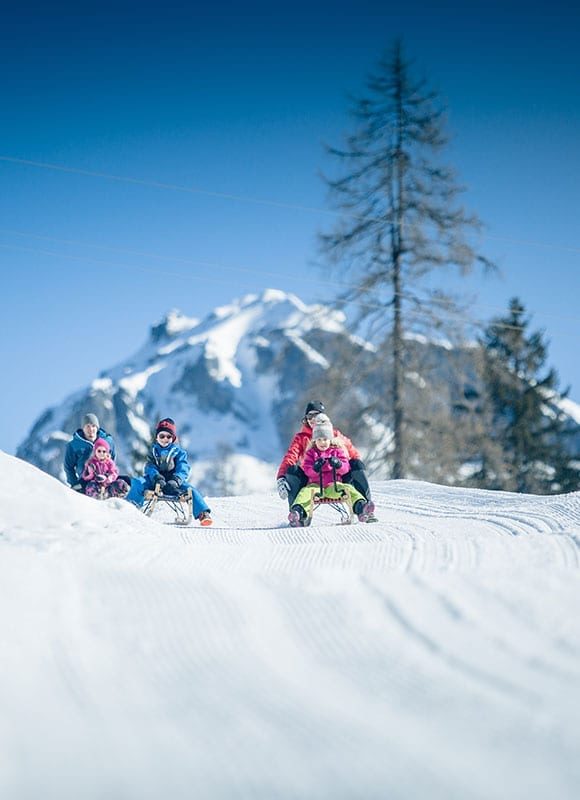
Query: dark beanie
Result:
<box><xmin>304</xmin><ymin>400</ymin><xmax>325</xmax><ymax>416</ymax></box>
<box><xmin>156</xmin><ymin>418</ymin><xmax>177</xmax><ymax>440</ymax></box>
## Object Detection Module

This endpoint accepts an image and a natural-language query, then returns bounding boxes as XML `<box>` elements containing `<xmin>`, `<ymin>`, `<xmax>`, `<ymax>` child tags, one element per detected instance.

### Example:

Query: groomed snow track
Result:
<box><xmin>1</xmin><ymin>454</ymin><xmax>579</xmax><ymax>800</ymax></box>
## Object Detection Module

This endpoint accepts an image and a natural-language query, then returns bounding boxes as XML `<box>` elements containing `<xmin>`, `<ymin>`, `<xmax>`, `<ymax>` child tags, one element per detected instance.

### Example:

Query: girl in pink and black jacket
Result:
<box><xmin>82</xmin><ymin>438</ymin><xmax>129</xmax><ymax>498</ymax></box>
<box><xmin>289</xmin><ymin>416</ymin><xmax>371</xmax><ymax>526</ymax></box>
<box><xmin>276</xmin><ymin>401</ymin><xmax>375</xmax><ymax>522</ymax></box>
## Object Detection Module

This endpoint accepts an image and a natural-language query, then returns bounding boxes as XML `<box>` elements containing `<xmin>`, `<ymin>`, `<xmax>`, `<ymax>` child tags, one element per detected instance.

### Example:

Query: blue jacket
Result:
<box><xmin>144</xmin><ymin>441</ymin><xmax>191</xmax><ymax>486</ymax></box>
<box><xmin>64</xmin><ymin>428</ymin><xmax>116</xmax><ymax>486</ymax></box>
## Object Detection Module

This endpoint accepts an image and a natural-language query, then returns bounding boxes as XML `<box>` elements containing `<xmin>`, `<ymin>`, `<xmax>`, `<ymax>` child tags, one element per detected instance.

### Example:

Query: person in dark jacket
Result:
<box><xmin>276</xmin><ymin>401</ymin><xmax>376</xmax><ymax>521</ymax></box>
<box><xmin>126</xmin><ymin>418</ymin><xmax>212</xmax><ymax>525</ymax></box>
<box><xmin>64</xmin><ymin>413</ymin><xmax>116</xmax><ymax>492</ymax></box>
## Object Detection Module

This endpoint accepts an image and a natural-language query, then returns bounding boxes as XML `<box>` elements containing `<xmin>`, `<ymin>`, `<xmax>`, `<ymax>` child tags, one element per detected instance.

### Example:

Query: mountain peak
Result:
<box><xmin>209</xmin><ymin>288</ymin><xmax>304</xmax><ymax>320</ymax></box>
<box><xmin>150</xmin><ymin>309</ymin><xmax>199</xmax><ymax>342</ymax></box>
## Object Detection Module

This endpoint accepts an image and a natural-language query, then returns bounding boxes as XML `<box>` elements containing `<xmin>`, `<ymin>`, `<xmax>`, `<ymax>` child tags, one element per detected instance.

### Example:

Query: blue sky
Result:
<box><xmin>2</xmin><ymin>0</ymin><xmax>580</xmax><ymax>454</ymax></box>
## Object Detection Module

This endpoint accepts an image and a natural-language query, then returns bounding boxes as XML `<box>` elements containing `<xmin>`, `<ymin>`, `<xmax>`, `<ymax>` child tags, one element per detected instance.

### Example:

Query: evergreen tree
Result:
<box><xmin>320</xmin><ymin>40</ymin><xmax>493</xmax><ymax>478</ymax></box>
<box><xmin>478</xmin><ymin>298</ymin><xmax>580</xmax><ymax>494</ymax></box>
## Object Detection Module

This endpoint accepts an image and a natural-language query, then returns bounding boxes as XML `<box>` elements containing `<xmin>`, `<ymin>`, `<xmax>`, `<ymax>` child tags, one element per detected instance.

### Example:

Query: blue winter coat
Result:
<box><xmin>64</xmin><ymin>428</ymin><xmax>116</xmax><ymax>486</ymax></box>
<box><xmin>144</xmin><ymin>441</ymin><xmax>191</xmax><ymax>486</ymax></box>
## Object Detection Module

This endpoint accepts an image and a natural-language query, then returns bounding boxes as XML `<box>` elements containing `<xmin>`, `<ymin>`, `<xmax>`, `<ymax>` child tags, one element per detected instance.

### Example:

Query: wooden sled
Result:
<box><xmin>306</xmin><ymin>486</ymin><xmax>354</xmax><ymax>526</ymax></box>
<box><xmin>143</xmin><ymin>484</ymin><xmax>193</xmax><ymax>526</ymax></box>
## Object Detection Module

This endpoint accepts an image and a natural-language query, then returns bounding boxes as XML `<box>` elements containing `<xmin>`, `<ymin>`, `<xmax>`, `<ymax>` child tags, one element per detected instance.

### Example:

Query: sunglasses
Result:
<box><xmin>306</xmin><ymin>411</ymin><xmax>321</xmax><ymax>420</ymax></box>
<box><xmin>157</xmin><ymin>432</ymin><xmax>173</xmax><ymax>440</ymax></box>
<box><xmin>95</xmin><ymin>448</ymin><xmax>108</xmax><ymax>454</ymax></box>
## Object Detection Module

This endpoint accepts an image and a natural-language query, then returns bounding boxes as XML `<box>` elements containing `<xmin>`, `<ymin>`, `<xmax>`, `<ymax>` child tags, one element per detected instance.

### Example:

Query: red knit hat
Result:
<box><xmin>156</xmin><ymin>418</ymin><xmax>177</xmax><ymax>440</ymax></box>
<box><xmin>93</xmin><ymin>437</ymin><xmax>110</xmax><ymax>452</ymax></box>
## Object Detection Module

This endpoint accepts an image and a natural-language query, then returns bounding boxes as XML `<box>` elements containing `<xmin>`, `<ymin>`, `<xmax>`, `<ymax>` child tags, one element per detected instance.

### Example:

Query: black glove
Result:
<box><xmin>96</xmin><ymin>474</ymin><xmax>107</xmax><ymax>483</ymax></box>
<box><xmin>329</xmin><ymin>456</ymin><xmax>342</xmax><ymax>469</ymax></box>
<box><xmin>313</xmin><ymin>458</ymin><xmax>325</xmax><ymax>473</ymax></box>
<box><xmin>154</xmin><ymin>474</ymin><xmax>166</xmax><ymax>490</ymax></box>
<box><xmin>165</xmin><ymin>479</ymin><xmax>180</xmax><ymax>495</ymax></box>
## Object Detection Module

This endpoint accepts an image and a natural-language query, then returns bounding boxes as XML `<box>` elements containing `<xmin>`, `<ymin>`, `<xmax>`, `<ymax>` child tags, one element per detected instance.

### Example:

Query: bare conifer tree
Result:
<box><xmin>320</xmin><ymin>41</ymin><xmax>494</xmax><ymax>478</ymax></box>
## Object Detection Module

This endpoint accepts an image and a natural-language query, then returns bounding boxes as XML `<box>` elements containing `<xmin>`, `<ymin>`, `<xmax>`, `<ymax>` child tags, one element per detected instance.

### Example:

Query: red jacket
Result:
<box><xmin>277</xmin><ymin>423</ymin><xmax>360</xmax><ymax>479</ymax></box>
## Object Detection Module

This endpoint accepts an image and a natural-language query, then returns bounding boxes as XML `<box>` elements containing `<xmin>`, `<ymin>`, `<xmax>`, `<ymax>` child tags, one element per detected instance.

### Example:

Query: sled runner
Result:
<box><xmin>143</xmin><ymin>484</ymin><xmax>194</xmax><ymax>526</ymax></box>
<box><xmin>311</xmin><ymin>488</ymin><xmax>354</xmax><ymax>525</ymax></box>
<box><xmin>289</xmin><ymin>485</ymin><xmax>354</xmax><ymax>527</ymax></box>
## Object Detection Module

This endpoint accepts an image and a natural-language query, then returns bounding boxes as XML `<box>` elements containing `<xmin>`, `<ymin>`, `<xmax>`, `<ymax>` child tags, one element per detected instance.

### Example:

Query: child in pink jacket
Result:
<box><xmin>82</xmin><ymin>438</ymin><xmax>129</xmax><ymax>498</ymax></box>
<box><xmin>288</xmin><ymin>415</ymin><xmax>371</xmax><ymax>526</ymax></box>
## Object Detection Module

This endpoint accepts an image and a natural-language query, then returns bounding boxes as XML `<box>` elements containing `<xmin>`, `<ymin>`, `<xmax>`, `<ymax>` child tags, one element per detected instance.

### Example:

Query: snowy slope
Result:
<box><xmin>1</xmin><ymin>451</ymin><xmax>580</xmax><ymax>800</ymax></box>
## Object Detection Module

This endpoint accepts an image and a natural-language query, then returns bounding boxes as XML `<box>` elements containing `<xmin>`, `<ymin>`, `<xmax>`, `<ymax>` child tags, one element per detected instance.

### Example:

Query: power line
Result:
<box><xmin>0</xmin><ymin>231</ymin><xmax>288</xmax><ymax>283</ymax></box>
<box><xmin>483</xmin><ymin>233</ymin><xmax>580</xmax><ymax>255</ymax></box>
<box><xmin>2</xmin><ymin>154</ymin><xmax>580</xmax><ymax>256</ymax></box>
<box><xmin>1</xmin><ymin>227</ymin><xmax>579</xmax><ymax>326</ymax></box>
<box><xmin>0</xmin><ymin>155</ymin><xmax>338</xmax><ymax>218</ymax></box>
<box><xmin>0</xmin><ymin>242</ymin><xmax>265</xmax><ymax>288</ymax></box>
<box><xmin>1</xmin><ymin>239</ymin><xmax>579</xmax><ymax>340</ymax></box>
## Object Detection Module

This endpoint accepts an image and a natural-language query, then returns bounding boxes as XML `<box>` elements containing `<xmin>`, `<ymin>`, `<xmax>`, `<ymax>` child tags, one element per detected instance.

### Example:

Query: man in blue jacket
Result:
<box><xmin>64</xmin><ymin>413</ymin><xmax>116</xmax><ymax>492</ymax></box>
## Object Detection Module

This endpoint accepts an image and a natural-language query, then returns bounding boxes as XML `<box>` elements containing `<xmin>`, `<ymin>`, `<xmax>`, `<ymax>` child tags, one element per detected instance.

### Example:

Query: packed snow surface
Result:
<box><xmin>1</xmin><ymin>451</ymin><xmax>579</xmax><ymax>800</ymax></box>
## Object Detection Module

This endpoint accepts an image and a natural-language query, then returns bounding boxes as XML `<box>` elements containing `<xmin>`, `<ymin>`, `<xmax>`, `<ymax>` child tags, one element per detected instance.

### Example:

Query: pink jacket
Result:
<box><xmin>277</xmin><ymin>423</ymin><xmax>360</xmax><ymax>479</ymax></box>
<box><xmin>302</xmin><ymin>443</ymin><xmax>349</xmax><ymax>488</ymax></box>
<box><xmin>82</xmin><ymin>456</ymin><xmax>119</xmax><ymax>486</ymax></box>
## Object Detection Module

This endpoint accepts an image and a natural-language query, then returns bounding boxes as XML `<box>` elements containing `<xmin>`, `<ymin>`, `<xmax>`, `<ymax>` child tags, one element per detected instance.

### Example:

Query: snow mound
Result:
<box><xmin>1</xmin><ymin>451</ymin><xmax>580</xmax><ymax>800</ymax></box>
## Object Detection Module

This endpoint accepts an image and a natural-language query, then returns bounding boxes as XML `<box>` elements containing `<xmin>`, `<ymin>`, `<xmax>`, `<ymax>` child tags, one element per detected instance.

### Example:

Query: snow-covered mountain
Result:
<box><xmin>17</xmin><ymin>289</ymin><xmax>366</xmax><ymax>493</ymax></box>
<box><xmin>1</xmin><ymin>451</ymin><xmax>580</xmax><ymax>799</ymax></box>
<box><xmin>16</xmin><ymin>288</ymin><xmax>580</xmax><ymax>494</ymax></box>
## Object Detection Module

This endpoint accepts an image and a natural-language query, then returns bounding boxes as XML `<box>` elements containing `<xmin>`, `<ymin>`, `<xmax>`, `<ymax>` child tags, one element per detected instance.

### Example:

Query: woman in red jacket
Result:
<box><xmin>276</xmin><ymin>401</ymin><xmax>376</xmax><ymax>521</ymax></box>
<box><xmin>288</xmin><ymin>416</ymin><xmax>370</xmax><ymax>527</ymax></box>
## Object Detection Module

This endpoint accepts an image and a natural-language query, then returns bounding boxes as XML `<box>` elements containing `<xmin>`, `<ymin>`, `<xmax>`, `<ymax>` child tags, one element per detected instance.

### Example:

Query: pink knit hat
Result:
<box><xmin>93</xmin><ymin>438</ymin><xmax>110</xmax><ymax>452</ymax></box>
